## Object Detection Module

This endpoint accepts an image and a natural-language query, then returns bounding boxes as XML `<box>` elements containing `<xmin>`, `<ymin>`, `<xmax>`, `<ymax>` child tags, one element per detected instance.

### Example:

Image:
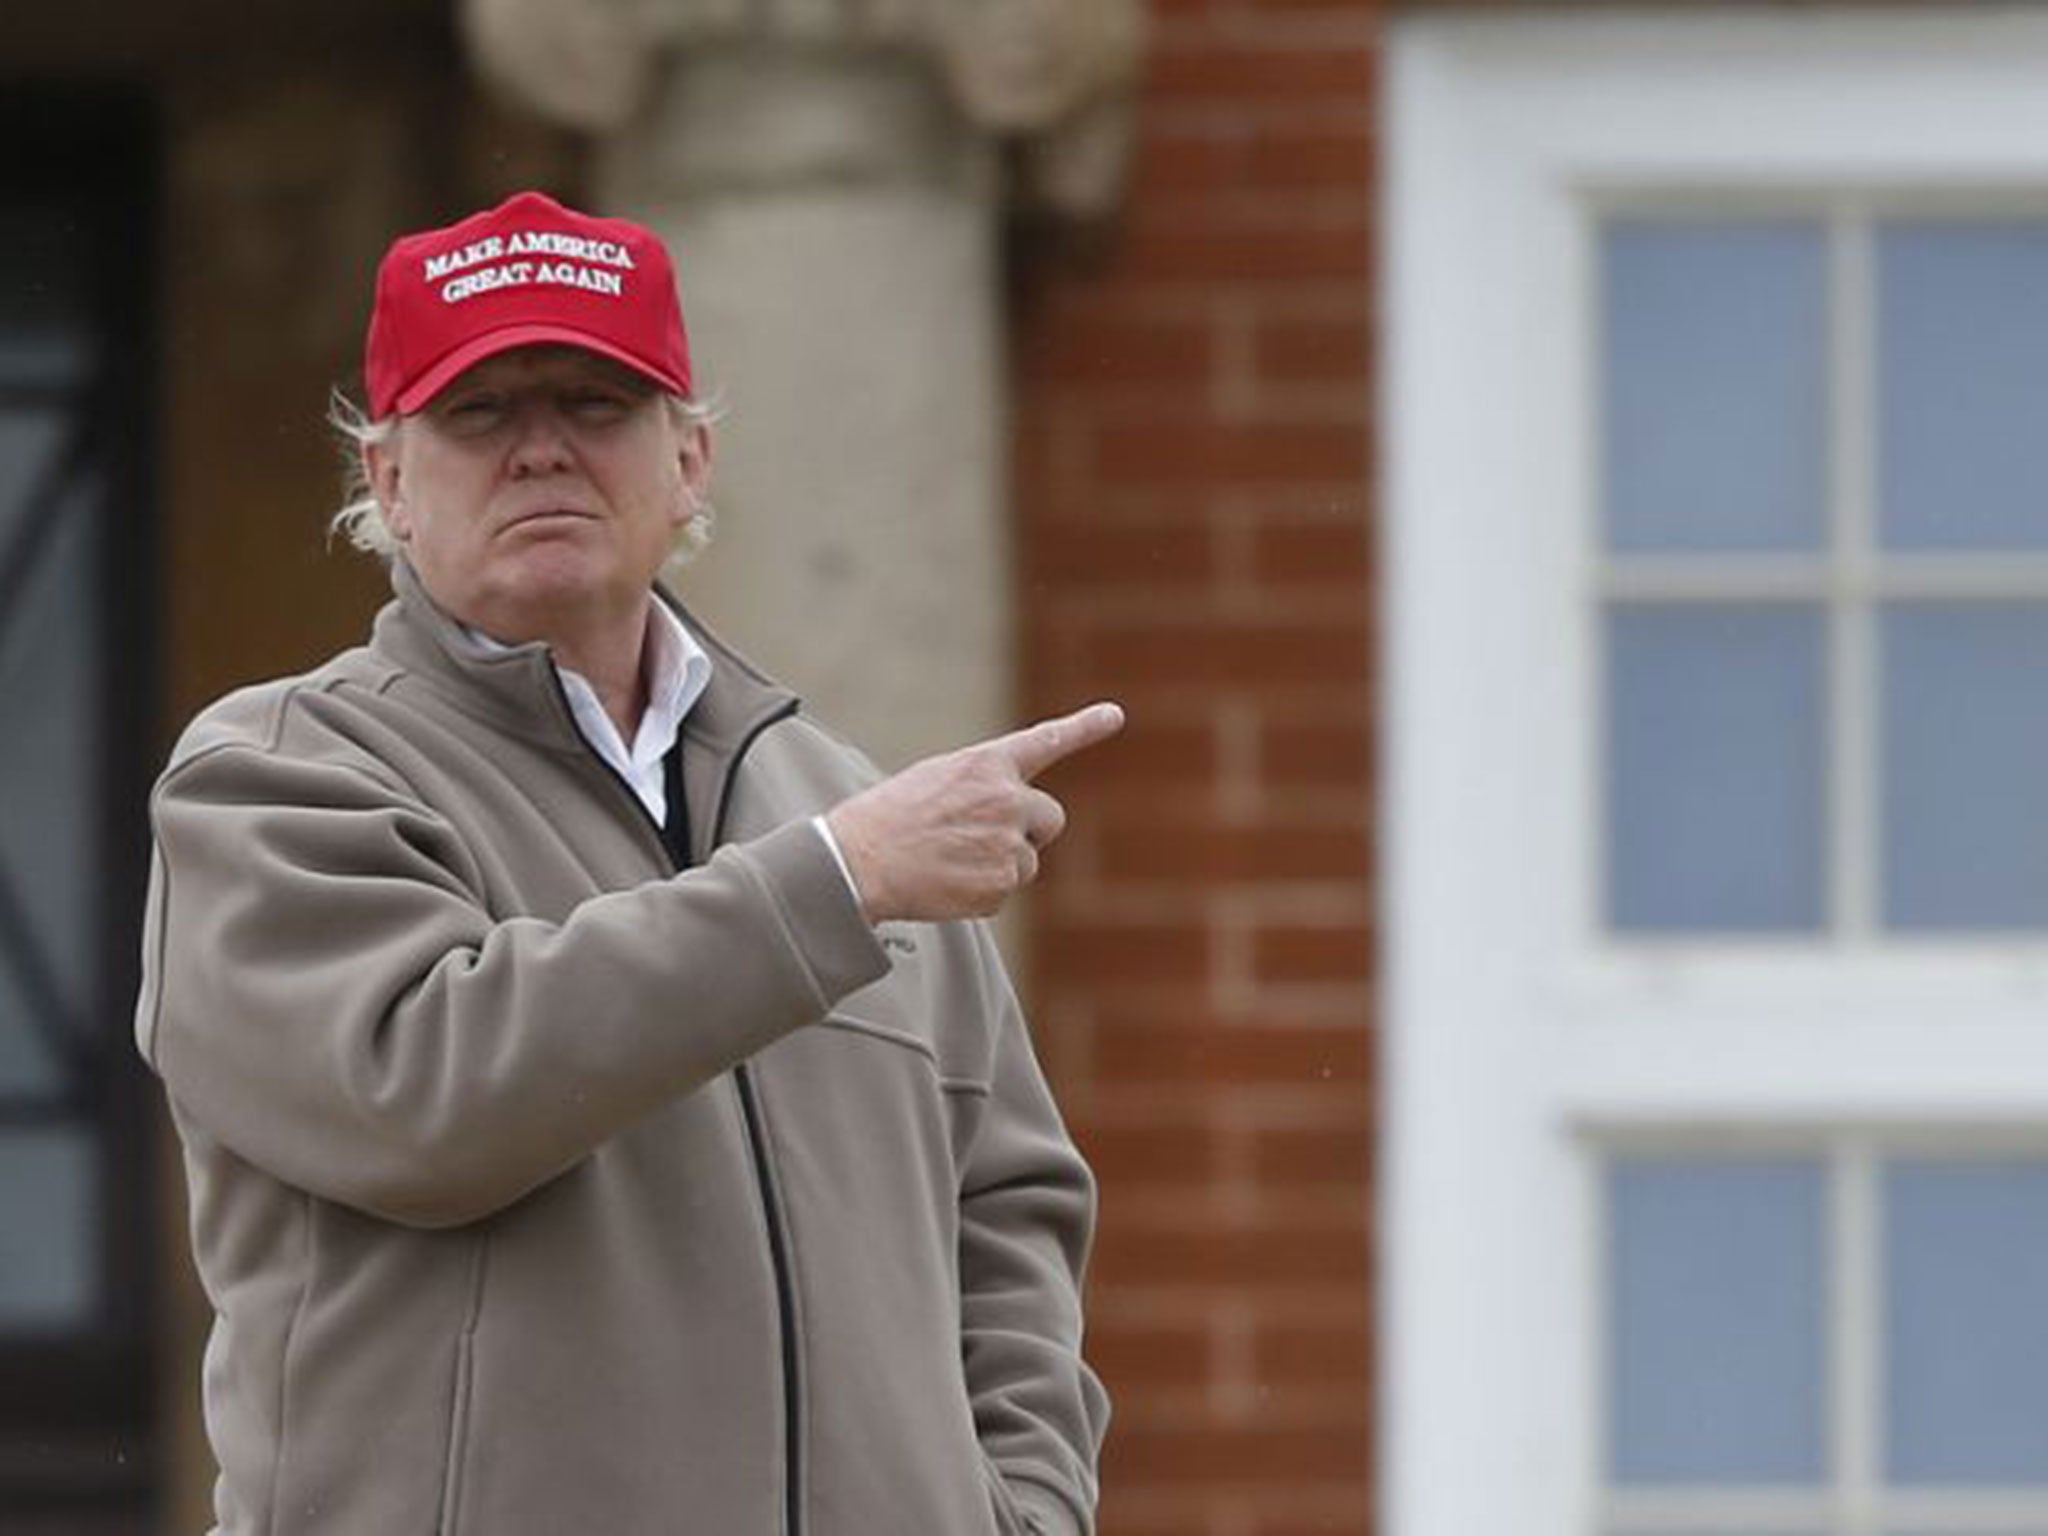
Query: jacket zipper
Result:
<box><xmin>553</xmin><ymin>675</ymin><xmax>809</xmax><ymax>1536</ymax></box>
<box><xmin>708</xmin><ymin>703</ymin><xmax>808</xmax><ymax>1536</ymax></box>
<box><xmin>732</xmin><ymin>1062</ymin><xmax>803</xmax><ymax>1536</ymax></box>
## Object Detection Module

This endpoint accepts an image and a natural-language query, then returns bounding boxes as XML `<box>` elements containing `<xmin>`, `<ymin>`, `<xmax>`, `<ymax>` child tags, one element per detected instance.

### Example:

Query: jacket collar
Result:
<box><xmin>372</xmin><ymin>559</ymin><xmax>800</xmax><ymax>791</ymax></box>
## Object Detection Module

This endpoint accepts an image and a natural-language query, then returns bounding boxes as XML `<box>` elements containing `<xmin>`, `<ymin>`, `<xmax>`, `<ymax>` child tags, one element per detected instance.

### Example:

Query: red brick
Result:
<box><xmin>1108</xmin><ymin>1424</ymin><xmax>1369</xmax><ymax>1483</ymax></box>
<box><xmin>1012</xmin><ymin>14</ymin><xmax>1380</xmax><ymax>1527</ymax></box>
<box><xmin>1097</xmin><ymin>821</ymin><xmax>1370</xmax><ymax>884</ymax></box>
<box><xmin>1089</xmin><ymin>994</ymin><xmax>1371</xmax><ymax>1034</ymax></box>
<box><xmin>1039</xmin><ymin>919</ymin><xmax>1211</xmax><ymax>990</ymax></box>
<box><xmin>1249</xmin><ymin>1502</ymin><xmax>1377</xmax><ymax>1536</ymax></box>
<box><xmin>1254</xmin><ymin>316</ymin><xmax>1373</xmax><ymax>386</ymax></box>
<box><xmin>1244</xmin><ymin>123</ymin><xmax>1379</xmax><ymax>191</ymax></box>
<box><xmin>1083</xmin><ymin>615</ymin><xmax>1371</xmax><ymax>689</ymax></box>
<box><xmin>1224</xmin><ymin>0</ymin><xmax>1382</xmax><ymax>18</ymax></box>
<box><xmin>1029</xmin><ymin>731</ymin><xmax>1183</xmax><ymax>809</ymax></box>
<box><xmin>1130</xmin><ymin>127</ymin><xmax>1244</xmax><ymax>200</ymax></box>
<box><xmin>1128</xmin><ymin>118</ymin><xmax>1376</xmax><ymax>201</ymax></box>
<box><xmin>1262</xmin><ymin>716</ymin><xmax>1372</xmax><ymax>787</ymax></box>
<box><xmin>1094</xmin><ymin>1024</ymin><xmax>1370</xmax><ymax>1090</ymax></box>
<box><xmin>1094</xmin><ymin>1503</ymin><xmax>1225</xmax><ymax>1536</ymax></box>
<box><xmin>1093</xmin><ymin>419</ymin><xmax>1367</xmax><ymax>487</ymax></box>
<box><xmin>1011</xmin><ymin>421</ymin><xmax>1061</xmax><ymax>501</ymax></box>
<box><xmin>1251</xmin><ymin>518</ymin><xmax>1373</xmax><ymax>585</ymax></box>
<box><xmin>1093</xmin><ymin>1217</ymin><xmax>1369</xmax><ymax>1289</ymax></box>
<box><xmin>1149</xmin><ymin>43</ymin><xmax>1378</xmax><ymax>106</ymax></box>
<box><xmin>1119</xmin><ymin>216</ymin><xmax>1373</xmax><ymax>286</ymax></box>
<box><xmin>1251</xmin><ymin>924</ymin><xmax>1373</xmax><ymax>985</ymax></box>
<box><xmin>1087</xmin><ymin>1316</ymin><xmax>1214</xmax><ymax>1390</ymax></box>
<box><xmin>1021</xmin><ymin>312</ymin><xmax>1216</xmax><ymax>388</ymax></box>
<box><xmin>1053</xmin><ymin>713</ymin><xmax>1217</xmax><ymax>794</ymax></box>
<box><xmin>1031</xmin><ymin>517</ymin><xmax>1215</xmax><ymax>589</ymax></box>
<box><xmin>1250</xmin><ymin>1123</ymin><xmax>1374</xmax><ymax>1186</ymax></box>
<box><xmin>1084</xmin><ymin>1077</ymin><xmax>1367</xmax><ymax>1131</ymax></box>
<box><xmin>1075</xmin><ymin>1119</ymin><xmax>1224</xmax><ymax>1188</ymax></box>
<box><xmin>1254</xmin><ymin>1319</ymin><xmax>1374</xmax><ymax>1390</ymax></box>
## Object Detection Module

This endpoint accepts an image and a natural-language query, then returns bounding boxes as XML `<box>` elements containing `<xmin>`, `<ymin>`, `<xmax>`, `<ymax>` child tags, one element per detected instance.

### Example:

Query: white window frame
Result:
<box><xmin>1383</xmin><ymin>13</ymin><xmax>2048</xmax><ymax>1536</ymax></box>
<box><xmin>1591</xmin><ymin>1128</ymin><xmax>2048</xmax><ymax>1535</ymax></box>
<box><xmin>1594</xmin><ymin>193</ymin><xmax>2048</xmax><ymax>947</ymax></box>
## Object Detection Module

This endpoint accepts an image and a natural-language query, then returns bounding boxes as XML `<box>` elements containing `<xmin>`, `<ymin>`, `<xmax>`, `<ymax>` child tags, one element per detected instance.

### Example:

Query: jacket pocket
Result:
<box><xmin>437</xmin><ymin>1330</ymin><xmax>476</xmax><ymax>1535</ymax></box>
<box><xmin>821</xmin><ymin>1007</ymin><xmax>942</xmax><ymax>1065</ymax></box>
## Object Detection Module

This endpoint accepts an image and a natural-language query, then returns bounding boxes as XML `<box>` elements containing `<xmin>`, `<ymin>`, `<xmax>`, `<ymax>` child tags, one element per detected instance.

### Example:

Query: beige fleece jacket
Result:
<box><xmin>136</xmin><ymin>564</ymin><xmax>1108</xmax><ymax>1535</ymax></box>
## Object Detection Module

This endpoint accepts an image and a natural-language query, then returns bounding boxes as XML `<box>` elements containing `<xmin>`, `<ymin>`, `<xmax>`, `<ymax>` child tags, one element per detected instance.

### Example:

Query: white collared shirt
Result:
<box><xmin>468</xmin><ymin>601</ymin><xmax>708</xmax><ymax>827</ymax></box>
<box><xmin>464</xmin><ymin>602</ymin><xmax>860</xmax><ymax>897</ymax></box>
<box><xmin>556</xmin><ymin>600</ymin><xmax>708</xmax><ymax>829</ymax></box>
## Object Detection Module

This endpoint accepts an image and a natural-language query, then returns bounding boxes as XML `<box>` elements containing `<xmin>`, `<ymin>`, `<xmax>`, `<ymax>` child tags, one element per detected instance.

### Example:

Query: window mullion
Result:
<box><xmin>1832</xmin><ymin>205</ymin><xmax>1879</xmax><ymax>948</ymax></box>
<box><xmin>1834</xmin><ymin>1139</ymin><xmax>1880</xmax><ymax>1536</ymax></box>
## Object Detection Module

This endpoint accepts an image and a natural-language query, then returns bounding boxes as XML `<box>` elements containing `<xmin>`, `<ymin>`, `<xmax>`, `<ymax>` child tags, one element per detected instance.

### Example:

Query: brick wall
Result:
<box><xmin>1014</xmin><ymin>3</ymin><xmax>1381</xmax><ymax>1532</ymax></box>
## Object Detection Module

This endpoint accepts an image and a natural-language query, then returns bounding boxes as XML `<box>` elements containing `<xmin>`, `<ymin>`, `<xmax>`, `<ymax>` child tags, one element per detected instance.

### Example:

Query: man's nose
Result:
<box><xmin>506</xmin><ymin>400</ymin><xmax>573</xmax><ymax>476</ymax></box>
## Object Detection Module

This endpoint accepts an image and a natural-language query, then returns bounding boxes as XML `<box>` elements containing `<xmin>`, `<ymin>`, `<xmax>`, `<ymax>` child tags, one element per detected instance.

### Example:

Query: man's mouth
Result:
<box><xmin>503</xmin><ymin>508</ymin><xmax>597</xmax><ymax>531</ymax></box>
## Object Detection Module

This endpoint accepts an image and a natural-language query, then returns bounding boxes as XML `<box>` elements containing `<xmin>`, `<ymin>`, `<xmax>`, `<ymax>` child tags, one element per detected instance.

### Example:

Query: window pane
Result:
<box><xmin>1606</xmin><ymin>605</ymin><xmax>1827</xmax><ymax>932</ymax></box>
<box><xmin>0</xmin><ymin>1127</ymin><xmax>96</xmax><ymax>1332</ymax></box>
<box><xmin>1879</xmin><ymin>221</ymin><xmax>2048</xmax><ymax>551</ymax></box>
<box><xmin>0</xmin><ymin>411</ymin><xmax>98</xmax><ymax>1097</ymax></box>
<box><xmin>0</xmin><ymin>961</ymin><xmax>62</xmax><ymax>1096</ymax></box>
<box><xmin>1881</xmin><ymin>603</ymin><xmax>2048</xmax><ymax>930</ymax></box>
<box><xmin>0</xmin><ymin>466</ymin><xmax>101</xmax><ymax>983</ymax></box>
<box><xmin>0</xmin><ymin>202</ymin><xmax>94</xmax><ymax>388</ymax></box>
<box><xmin>1602</xmin><ymin>220</ymin><xmax>1829</xmax><ymax>554</ymax></box>
<box><xmin>1885</xmin><ymin>1160</ymin><xmax>2048</xmax><ymax>1484</ymax></box>
<box><xmin>1608</xmin><ymin>1159</ymin><xmax>1828</xmax><ymax>1485</ymax></box>
<box><xmin>0</xmin><ymin>413</ymin><xmax>66</xmax><ymax>550</ymax></box>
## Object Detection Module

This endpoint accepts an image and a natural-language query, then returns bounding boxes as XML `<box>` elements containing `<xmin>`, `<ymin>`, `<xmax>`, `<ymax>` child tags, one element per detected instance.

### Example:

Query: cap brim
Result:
<box><xmin>393</xmin><ymin>322</ymin><xmax>687</xmax><ymax>415</ymax></box>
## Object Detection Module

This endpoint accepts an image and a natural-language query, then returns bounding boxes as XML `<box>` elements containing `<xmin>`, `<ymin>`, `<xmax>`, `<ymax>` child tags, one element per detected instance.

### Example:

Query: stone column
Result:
<box><xmin>461</xmin><ymin>0</ymin><xmax>1143</xmax><ymax>770</ymax></box>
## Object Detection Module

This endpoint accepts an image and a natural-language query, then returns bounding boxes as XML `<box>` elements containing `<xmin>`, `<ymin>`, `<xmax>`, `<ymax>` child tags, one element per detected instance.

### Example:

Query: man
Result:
<box><xmin>136</xmin><ymin>190</ymin><xmax>1117</xmax><ymax>1535</ymax></box>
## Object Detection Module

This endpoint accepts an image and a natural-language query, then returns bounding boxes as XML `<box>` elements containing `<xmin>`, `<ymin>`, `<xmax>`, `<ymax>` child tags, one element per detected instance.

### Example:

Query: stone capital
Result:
<box><xmin>460</xmin><ymin>0</ymin><xmax>1144</xmax><ymax>216</ymax></box>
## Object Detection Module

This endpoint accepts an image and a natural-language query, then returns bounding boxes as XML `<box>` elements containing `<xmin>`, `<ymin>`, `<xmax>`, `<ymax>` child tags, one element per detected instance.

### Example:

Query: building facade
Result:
<box><xmin>19</xmin><ymin>5</ymin><xmax>2048</xmax><ymax>1536</ymax></box>
<box><xmin>3</xmin><ymin>3</ymin><xmax>1374</xmax><ymax>1531</ymax></box>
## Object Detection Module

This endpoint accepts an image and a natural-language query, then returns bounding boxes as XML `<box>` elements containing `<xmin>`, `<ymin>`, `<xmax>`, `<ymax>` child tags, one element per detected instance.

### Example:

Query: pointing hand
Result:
<box><xmin>825</xmin><ymin>702</ymin><xmax>1126</xmax><ymax>923</ymax></box>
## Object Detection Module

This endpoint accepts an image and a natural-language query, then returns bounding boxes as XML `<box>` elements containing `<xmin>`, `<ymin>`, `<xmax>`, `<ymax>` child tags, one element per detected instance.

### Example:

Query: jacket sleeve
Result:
<box><xmin>957</xmin><ymin>942</ymin><xmax>1112</xmax><ymax>1536</ymax></box>
<box><xmin>136</xmin><ymin>739</ymin><xmax>888</xmax><ymax>1229</ymax></box>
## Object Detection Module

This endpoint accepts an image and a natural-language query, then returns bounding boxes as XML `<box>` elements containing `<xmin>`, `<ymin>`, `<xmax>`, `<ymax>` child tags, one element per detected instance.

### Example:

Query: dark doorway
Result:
<box><xmin>0</xmin><ymin>87</ymin><xmax>160</xmax><ymax>1535</ymax></box>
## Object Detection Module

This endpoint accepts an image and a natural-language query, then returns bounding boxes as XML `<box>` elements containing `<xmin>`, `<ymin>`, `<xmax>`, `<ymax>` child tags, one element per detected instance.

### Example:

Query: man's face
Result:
<box><xmin>366</xmin><ymin>345</ymin><xmax>709</xmax><ymax>643</ymax></box>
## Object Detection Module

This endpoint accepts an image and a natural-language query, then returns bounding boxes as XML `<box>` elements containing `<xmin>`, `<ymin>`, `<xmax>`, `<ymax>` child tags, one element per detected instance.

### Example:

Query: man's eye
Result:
<box><xmin>440</xmin><ymin>397</ymin><xmax>506</xmax><ymax>430</ymax></box>
<box><xmin>564</xmin><ymin>391</ymin><xmax>631</xmax><ymax>419</ymax></box>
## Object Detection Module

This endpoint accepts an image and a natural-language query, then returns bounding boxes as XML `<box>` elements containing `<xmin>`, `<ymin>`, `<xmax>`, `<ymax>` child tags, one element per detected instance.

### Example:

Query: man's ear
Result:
<box><xmin>365</xmin><ymin>435</ymin><xmax>411</xmax><ymax>541</ymax></box>
<box><xmin>676</xmin><ymin>420</ymin><xmax>713</xmax><ymax>529</ymax></box>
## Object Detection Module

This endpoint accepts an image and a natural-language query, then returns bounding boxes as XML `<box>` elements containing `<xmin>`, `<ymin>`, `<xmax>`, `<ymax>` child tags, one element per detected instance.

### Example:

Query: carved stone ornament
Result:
<box><xmin>460</xmin><ymin>0</ymin><xmax>1145</xmax><ymax>216</ymax></box>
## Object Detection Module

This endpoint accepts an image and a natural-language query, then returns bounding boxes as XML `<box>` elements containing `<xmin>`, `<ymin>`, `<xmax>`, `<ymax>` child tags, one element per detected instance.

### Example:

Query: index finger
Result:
<box><xmin>992</xmin><ymin>702</ymin><xmax>1127</xmax><ymax>781</ymax></box>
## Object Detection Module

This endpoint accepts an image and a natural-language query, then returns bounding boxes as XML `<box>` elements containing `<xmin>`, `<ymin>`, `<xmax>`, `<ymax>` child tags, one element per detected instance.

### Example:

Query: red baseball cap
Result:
<box><xmin>363</xmin><ymin>190</ymin><xmax>693</xmax><ymax>418</ymax></box>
